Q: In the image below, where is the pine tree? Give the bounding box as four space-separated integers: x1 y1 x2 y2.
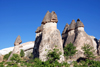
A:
82 44 95 59
64 43 77 59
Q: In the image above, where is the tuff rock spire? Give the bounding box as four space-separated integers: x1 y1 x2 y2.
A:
14 35 22 46
76 18 84 28
42 11 58 24
68 20 76 31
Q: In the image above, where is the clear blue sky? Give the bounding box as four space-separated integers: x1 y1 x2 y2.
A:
0 0 100 50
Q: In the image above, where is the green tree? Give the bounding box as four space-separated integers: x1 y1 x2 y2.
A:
82 44 95 59
64 43 77 59
3 51 12 61
20 49 25 57
10 54 21 63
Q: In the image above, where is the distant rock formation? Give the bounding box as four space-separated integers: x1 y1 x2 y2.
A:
64 20 76 46
97 39 100 55
34 11 64 63
62 19 98 59
7 35 22 62
62 23 69 47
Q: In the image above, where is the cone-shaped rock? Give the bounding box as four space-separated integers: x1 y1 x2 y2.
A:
64 20 76 47
68 20 76 31
7 35 22 62
14 35 22 46
62 23 69 47
50 11 58 23
35 24 43 33
76 18 84 28
73 19 97 59
42 11 51 24
62 23 69 35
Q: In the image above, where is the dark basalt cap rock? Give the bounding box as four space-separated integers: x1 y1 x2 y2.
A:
76 18 84 28
62 23 69 35
42 11 51 24
42 11 58 24
14 35 22 46
50 11 58 23
68 20 76 31
35 24 43 33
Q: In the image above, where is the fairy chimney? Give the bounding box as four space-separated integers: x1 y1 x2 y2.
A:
38 11 65 63
7 35 22 62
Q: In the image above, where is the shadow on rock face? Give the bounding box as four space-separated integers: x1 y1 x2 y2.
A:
33 33 42 59
76 57 87 62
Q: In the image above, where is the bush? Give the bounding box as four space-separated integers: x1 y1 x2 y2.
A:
64 43 77 59
82 44 95 59
3 51 12 61
20 49 25 57
10 54 21 63
47 48 61 63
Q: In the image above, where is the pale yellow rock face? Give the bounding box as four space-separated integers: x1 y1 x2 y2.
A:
39 22 65 63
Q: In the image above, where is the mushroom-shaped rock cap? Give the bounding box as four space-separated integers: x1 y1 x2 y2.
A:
42 11 51 24
14 35 22 46
68 20 76 31
35 25 43 33
76 18 84 28
62 23 69 35
50 11 58 23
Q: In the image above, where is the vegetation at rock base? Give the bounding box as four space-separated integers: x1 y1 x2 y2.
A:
20 49 25 57
64 43 77 59
1 44 100 67
82 44 95 59
3 51 12 61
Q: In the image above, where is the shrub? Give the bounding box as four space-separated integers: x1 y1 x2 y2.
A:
64 43 77 59
10 54 21 63
3 51 12 61
20 49 25 57
47 48 61 63
82 44 95 59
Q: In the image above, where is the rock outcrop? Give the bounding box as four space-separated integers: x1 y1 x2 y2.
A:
97 40 100 55
64 20 76 46
34 11 64 63
7 35 22 62
33 25 43 58
62 23 69 47
62 19 98 59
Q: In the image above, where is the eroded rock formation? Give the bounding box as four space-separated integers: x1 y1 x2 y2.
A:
34 11 64 63
62 19 98 59
7 35 22 62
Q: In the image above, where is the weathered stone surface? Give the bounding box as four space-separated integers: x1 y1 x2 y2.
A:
62 23 69 47
97 39 100 55
64 20 76 47
14 35 22 46
42 11 51 24
42 11 58 24
68 20 76 31
50 11 58 23
35 24 43 33
39 22 64 63
7 35 22 62
62 23 69 35
33 33 42 58
7 46 20 62
76 18 84 29
73 27 97 59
